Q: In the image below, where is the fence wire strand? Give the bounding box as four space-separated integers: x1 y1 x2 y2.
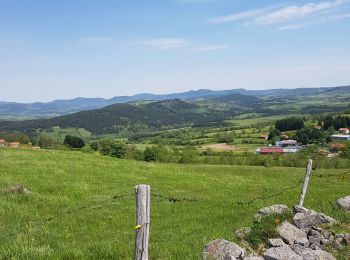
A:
237 179 304 207
0 190 198 243
2 166 347 242
151 193 198 203
313 169 350 178
0 192 134 242
237 167 350 207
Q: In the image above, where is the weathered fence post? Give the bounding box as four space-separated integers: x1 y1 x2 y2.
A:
134 184 150 260
298 159 313 207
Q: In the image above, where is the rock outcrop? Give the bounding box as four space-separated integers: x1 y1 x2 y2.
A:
290 244 336 260
255 205 290 219
336 195 350 211
293 206 336 229
263 245 302 260
277 221 309 247
268 238 285 247
203 239 245 260
203 202 348 260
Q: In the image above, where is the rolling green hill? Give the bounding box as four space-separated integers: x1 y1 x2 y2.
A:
1 86 350 138
0 148 349 258
0 99 238 135
1 85 349 119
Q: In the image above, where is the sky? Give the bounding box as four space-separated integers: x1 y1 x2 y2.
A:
1 0 350 102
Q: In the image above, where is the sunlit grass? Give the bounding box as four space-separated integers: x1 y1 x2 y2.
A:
0 148 349 259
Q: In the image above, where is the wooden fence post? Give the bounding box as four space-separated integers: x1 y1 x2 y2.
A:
134 184 150 260
298 159 313 207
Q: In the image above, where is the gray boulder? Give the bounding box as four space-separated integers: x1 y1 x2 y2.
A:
336 195 350 211
264 245 302 260
308 236 321 245
277 221 309 247
293 206 336 229
203 239 245 260
255 204 290 219
243 257 264 260
268 238 285 247
290 244 336 260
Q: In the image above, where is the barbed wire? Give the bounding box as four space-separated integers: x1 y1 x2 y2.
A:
0 192 134 242
5 167 345 243
151 193 198 203
313 169 350 179
237 179 303 207
0 190 199 243
236 167 350 207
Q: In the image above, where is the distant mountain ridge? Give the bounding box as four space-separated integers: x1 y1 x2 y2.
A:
0 85 349 118
1 85 350 136
0 99 228 135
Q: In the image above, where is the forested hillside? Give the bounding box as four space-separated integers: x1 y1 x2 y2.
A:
0 99 232 135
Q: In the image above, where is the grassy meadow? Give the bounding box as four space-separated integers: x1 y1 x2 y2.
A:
0 148 349 259
42 126 92 142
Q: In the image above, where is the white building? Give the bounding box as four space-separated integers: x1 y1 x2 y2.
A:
331 134 350 141
275 140 299 147
339 128 350 134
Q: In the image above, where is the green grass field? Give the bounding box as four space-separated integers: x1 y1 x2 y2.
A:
0 148 349 259
42 126 92 142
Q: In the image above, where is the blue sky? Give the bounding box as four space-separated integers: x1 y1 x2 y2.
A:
1 0 350 102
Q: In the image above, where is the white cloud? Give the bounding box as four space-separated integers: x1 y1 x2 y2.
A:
141 38 190 49
192 44 230 52
278 12 350 30
316 11 350 22
209 8 270 23
210 0 348 28
255 0 345 25
278 24 306 31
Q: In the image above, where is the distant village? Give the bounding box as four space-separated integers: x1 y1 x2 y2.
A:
0 139 40 150
255 127 350 157
1 126 350 158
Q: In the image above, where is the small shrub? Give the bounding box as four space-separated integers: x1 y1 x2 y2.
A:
81 145 94 153
179 147 199 164
64 135 85 149
36 134 54 149
90 141 99 151
110 143 126 158
245 213 293 249
99 138 114 155
144 146 159 162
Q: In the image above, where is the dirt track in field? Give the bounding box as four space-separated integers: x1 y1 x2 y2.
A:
199 143 236 151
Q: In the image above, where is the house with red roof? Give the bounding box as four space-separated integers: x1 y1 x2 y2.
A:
256 147 284 154
255 139 302 154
